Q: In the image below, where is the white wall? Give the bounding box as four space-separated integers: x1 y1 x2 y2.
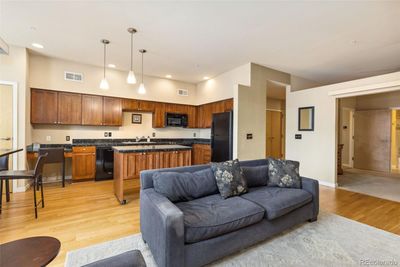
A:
29 54 205 143
196 63 251 105
286 71 400 186
0 45 30 191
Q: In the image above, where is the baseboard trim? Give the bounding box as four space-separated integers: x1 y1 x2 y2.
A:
318 180 337 188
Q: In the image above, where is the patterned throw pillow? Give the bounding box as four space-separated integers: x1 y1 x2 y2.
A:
267 158 301 188
211 159 248 199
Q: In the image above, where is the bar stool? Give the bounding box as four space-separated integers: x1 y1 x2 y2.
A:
0 154 48 218
0 155 11 202
39 148 66 187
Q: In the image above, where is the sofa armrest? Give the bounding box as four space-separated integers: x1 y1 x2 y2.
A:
140 188 184 267
301 177 319 220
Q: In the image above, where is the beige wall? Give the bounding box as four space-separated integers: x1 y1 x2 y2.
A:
355 90 400 110
28 54 206 143
29 54 198 104
0 45 30 191
286 71 400 186
290 75 322 91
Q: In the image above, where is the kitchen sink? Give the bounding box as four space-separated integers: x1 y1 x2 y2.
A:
121 141 157 145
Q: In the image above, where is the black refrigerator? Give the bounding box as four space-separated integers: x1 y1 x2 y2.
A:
211 111 233 162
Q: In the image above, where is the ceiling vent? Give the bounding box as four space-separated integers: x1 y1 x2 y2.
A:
177 89 189 96
64 71 84 82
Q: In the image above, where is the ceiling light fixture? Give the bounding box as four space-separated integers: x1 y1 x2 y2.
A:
203 76 210 80
99 39 110 90
165 75 172 79
108 64 116 68
138 49 147 94
127 28 137 84
32 43 44 49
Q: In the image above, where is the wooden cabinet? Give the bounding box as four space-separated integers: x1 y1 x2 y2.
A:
152 102 166 128
139 100 155 112
103 97 122 126
31 89 58 124
196 99 233 128
178 150 192 166
122 98 140 111
192 144 212 165
72 146 96 181
186 106 197 128
82 95 103 125
58 92 82 125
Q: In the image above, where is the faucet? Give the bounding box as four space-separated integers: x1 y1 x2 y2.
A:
135 136 146 142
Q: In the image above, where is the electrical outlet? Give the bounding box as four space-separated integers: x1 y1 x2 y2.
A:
66 136 70 141
108 132 112 137
152 132 156 137
246 133 253 140
104 132 108 137
193 132 196 137
46 135 51 141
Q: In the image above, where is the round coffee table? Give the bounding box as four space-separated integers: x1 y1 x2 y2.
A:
0 236 61 267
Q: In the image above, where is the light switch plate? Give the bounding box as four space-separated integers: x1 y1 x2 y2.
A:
66 136 70 141
152 132 156 137
46 136 51 141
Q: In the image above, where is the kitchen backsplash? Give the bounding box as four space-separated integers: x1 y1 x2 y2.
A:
32 112 211 144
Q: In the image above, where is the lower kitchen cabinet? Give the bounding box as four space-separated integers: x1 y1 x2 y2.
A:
192 144 211 165
72 146 96 181
124 152 160 179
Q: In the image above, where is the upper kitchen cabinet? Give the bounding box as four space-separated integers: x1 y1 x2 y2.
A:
139 100 155 112
82 95 103 126
152 102 166 128
196 98 233 128
58 92 82 125
224 98 233 111
186 105 197 128
31 88 58 124
103 97 122 126
122 98 140 111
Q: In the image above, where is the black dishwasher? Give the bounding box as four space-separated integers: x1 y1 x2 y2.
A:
95 147 114 181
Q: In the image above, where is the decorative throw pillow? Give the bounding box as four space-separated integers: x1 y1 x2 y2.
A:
267 158 301 188
241 165 269 187
211 159 248 199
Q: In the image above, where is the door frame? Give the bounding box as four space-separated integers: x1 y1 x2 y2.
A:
341 107 355 168
0 80 18 190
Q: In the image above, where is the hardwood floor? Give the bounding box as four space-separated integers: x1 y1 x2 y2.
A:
1 181 399 266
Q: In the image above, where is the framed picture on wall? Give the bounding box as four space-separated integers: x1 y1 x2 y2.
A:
132 114 142 124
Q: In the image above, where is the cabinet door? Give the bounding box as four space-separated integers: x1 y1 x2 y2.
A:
122 98 140 111
178 150 191 166
31 89 58 124
202 145 212 163
212 101 225 114
224 99 233 111
196 105 204 128
145 152 160 170
139 100 155 112
72 146 96 180
160 151 178 168
125 153 139 179
203 103 213 128
103 97 122 126
82 95 103 125
169 151 179 168
58 92 82 125
152 102 166 128
186 106 197 128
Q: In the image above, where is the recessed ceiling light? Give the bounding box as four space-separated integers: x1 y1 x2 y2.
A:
108 64 116 68
165 75 172 79
203 76 210 80
32 43 44 49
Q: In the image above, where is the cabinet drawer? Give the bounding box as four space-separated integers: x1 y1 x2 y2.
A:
72 146 96 153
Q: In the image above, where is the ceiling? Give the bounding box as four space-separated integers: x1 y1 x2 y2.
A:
1 1 400 84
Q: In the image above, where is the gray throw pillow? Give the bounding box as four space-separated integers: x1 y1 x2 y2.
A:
241 165 269 187
211 159 248 199
267 158 301 188
153 168 218 202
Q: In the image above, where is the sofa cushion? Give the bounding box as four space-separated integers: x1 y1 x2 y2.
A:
267 158 302 189
241 187 312 220
241 165 269 187
175 194 264 243
153 168 218 202
211 159 248 199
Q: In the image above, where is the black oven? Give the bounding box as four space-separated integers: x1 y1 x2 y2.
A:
165 113 188 127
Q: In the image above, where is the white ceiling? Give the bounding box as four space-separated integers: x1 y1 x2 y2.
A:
1 1 400 84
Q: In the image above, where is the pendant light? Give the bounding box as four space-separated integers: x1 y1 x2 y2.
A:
126 28 137 84
99 39 110 90
138 49 147 94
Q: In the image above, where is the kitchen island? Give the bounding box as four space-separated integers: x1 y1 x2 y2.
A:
113 145 192 204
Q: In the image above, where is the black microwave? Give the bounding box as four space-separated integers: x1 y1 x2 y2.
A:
165 113 188 127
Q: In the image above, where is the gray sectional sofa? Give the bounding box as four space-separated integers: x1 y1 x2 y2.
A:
140 159 319 267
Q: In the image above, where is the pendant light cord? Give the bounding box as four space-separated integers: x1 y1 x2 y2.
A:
141 51 144 83
130 33 133 71
103 42 106 78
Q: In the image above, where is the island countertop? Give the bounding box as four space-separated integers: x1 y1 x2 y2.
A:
112 144 192 153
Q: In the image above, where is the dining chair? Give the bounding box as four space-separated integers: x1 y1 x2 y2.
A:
0 153 48 218
0 155 11 202
39 147 66 187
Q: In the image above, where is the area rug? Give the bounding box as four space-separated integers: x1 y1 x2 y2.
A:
65 212 400 267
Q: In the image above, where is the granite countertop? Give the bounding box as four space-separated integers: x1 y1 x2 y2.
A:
113 144 192 153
